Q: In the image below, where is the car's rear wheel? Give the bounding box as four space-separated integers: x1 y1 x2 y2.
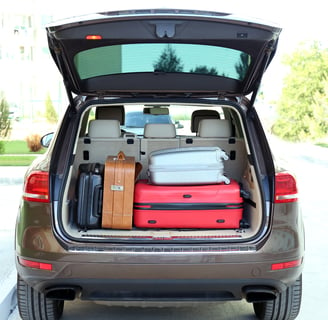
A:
253 275 302 320
17 274 64 320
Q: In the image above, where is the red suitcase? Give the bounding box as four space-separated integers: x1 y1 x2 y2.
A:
133 180 243 229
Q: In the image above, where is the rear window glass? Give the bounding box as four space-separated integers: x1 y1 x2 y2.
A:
74 43 250 81
125 112 173 128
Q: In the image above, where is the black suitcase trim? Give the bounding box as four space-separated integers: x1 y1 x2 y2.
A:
134 202 244 211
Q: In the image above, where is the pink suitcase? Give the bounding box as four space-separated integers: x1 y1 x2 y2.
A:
133 180 243 229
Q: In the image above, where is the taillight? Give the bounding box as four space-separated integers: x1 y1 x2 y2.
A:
18 257 53 271
274 172 298 203
23 171 50 203
271 258 302 271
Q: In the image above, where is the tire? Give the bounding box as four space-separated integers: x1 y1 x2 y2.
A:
253 275 302 320
17 274 64 320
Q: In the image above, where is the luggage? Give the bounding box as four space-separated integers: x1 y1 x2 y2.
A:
77 163 104 230
102 151 136 229
147 147 230 185
133 179 243 229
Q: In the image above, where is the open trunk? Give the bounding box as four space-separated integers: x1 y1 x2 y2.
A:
59 100 264 242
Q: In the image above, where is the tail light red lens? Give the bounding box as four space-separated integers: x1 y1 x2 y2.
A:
271 258 302 271
274 172 298 203
23 171 50 203
18 257 53 271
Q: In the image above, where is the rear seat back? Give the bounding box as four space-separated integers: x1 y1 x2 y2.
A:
140 123 179 179
75 119 140 164
74 115 247 182
88 119 121 138
180 119 231 148
180 119 247 180
198 119 232 138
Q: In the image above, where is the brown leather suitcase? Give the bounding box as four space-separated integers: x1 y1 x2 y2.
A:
102 151 136 229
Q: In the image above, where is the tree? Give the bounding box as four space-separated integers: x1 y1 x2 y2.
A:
235 52 250 80
273 41 328 141
0 93 11 153
190 66 219 76
153 45 184 72
45 93 58 124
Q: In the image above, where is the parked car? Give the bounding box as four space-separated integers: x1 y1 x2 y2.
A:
15 9 304 320
8 108 21 121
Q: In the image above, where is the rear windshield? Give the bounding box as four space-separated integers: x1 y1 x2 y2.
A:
74 43 251 81
125 112 173 128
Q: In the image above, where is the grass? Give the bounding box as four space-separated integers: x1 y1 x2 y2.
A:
0 140 45 166
0 155 39 166
315 142 328 148
1 140 45 154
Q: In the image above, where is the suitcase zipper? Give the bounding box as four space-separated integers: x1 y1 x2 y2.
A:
134 202 243 210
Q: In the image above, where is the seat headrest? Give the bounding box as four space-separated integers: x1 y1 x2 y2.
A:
88 120 121 138
190 109 220 132
144 123 176 138
95 106 125 124
198 119 232 138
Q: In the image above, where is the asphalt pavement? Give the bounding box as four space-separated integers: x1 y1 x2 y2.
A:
0 167 27 320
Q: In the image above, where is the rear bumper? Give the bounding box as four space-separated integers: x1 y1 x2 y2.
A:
29 278 288 302
16 252 303 303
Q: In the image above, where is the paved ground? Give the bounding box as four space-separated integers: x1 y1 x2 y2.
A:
0 184 23 320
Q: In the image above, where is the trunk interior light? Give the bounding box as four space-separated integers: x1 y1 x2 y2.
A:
23 171 50 203
85 35 102 40
274 172 298 203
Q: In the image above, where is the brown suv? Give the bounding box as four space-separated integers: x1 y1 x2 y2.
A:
15 9 304 320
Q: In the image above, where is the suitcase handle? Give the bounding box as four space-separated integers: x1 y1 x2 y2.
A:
117 151 126 161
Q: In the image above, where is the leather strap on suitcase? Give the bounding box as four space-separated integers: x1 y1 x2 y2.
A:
102 151 136 229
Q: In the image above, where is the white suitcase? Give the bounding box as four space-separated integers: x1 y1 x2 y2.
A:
147 147 230 185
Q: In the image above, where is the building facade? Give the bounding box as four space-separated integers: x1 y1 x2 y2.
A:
0 1 66 120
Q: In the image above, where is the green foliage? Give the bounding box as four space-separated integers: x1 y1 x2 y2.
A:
315 142 328 148
153 44 184 72
0 141 4 154
273 42 328 141
190 65 219 75
45 93 58 123
235 52 250 80
0 92 11 142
